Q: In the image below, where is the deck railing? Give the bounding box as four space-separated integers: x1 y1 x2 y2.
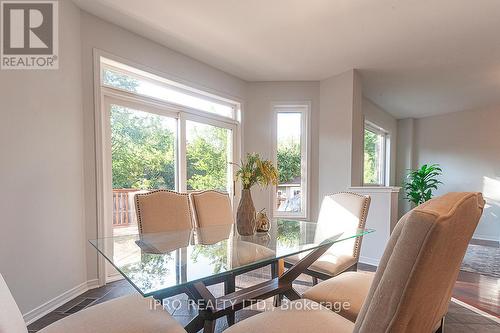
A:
112 189 138 227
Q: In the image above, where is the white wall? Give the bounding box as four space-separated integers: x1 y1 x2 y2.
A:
244 81 320 219
318 70 364 201
363 98 398 185
0 0 86 316
408 107 500 241
79 12 248 281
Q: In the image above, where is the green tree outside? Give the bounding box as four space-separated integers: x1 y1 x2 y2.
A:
186 123 229 191
277 142 301 184
111 109 232 191
107 68 232 191
103 69 139 92
364 129 378 184
111 111 305 191
111 106 176 190
107 64 304 193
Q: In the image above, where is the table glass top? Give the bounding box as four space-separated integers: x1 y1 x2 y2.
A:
90 220 373 297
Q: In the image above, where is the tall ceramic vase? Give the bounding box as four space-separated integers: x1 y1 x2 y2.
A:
236 189 256 236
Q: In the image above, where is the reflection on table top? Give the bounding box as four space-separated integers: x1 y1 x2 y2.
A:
90 220 373 297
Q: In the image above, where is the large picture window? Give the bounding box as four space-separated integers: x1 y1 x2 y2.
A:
273 104 309 219
363 122 388 186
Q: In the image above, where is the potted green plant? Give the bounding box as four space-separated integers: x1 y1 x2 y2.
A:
404 164 443 206
233 153 278 235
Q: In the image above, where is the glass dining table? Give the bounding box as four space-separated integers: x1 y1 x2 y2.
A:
90 220 373 333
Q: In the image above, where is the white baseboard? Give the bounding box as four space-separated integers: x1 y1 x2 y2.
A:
359 256 380 267
106 273 125 283
86 278 100 289
23 279 99 325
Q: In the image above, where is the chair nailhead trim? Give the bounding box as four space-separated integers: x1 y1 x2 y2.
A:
324 191 371 260
134 189 193 234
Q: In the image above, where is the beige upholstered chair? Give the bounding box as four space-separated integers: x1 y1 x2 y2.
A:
285 192 371 283
226 192 485 333
0 274 185 333
0 275 27 333
304 270 375 322
135 189 193 234
189 190 234 228
189 190 277 267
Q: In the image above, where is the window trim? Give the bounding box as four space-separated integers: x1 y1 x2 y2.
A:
271 102 311 220
363 121 389 187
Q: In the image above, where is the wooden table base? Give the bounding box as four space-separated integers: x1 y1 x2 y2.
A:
183 242 333 333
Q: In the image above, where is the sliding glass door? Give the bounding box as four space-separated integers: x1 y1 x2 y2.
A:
108 100 178 237
102 98 177 281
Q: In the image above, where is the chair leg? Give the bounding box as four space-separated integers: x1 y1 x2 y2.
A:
271 261 278 278
203 319 216 333
273 293 283 307
435 316 445 333
312 276 319 285
271 262 283 306
224 275 236 326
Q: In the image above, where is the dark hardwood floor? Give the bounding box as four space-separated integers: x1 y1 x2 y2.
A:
28 265 499 333
451 239 499 317
358 262 500 319
453 268 499 317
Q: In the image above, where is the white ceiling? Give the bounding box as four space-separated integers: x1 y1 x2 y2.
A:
72 0 500 118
